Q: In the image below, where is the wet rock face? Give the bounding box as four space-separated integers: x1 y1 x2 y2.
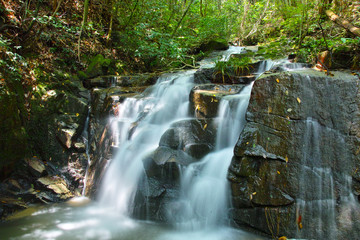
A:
0 157 76 220
84 86 145 197
229 70 360 239
134 119 217 221
189 84 245 119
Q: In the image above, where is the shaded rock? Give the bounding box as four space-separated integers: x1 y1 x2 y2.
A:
194 67 256 85
143 146 195 183
38 176 73 200
25 157 46 177
57 128 76 149
189 84 245 119
229 70 360 239
199 39 229 52
160 119 216 158
135 146 195 221
87 74 158 89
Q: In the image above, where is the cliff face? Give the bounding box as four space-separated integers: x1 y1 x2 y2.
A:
228 70 360 239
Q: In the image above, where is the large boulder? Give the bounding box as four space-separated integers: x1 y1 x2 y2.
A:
160 119 217 159
134 119 217 221
229 70 360 239
199 39 229 52
189 84 245 119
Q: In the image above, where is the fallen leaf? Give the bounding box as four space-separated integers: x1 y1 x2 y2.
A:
76 113 79 117
252 192 257 195
276 78 280 83
298 222 303 229
278 237 288 240
285 90 289 95
285 156 288 163
246 142 249 145
287 108 292 112
268 106 272 114
203 123 207 130
277 171 281 174
297 97 301 104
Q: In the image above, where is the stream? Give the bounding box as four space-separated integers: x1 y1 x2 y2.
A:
0 47 295 240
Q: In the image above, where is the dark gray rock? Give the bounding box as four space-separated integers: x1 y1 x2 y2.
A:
229 70 360 239
189 84 245 119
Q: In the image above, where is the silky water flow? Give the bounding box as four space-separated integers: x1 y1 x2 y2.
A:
0 47 277 240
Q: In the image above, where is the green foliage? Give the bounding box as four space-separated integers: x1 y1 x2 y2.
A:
228 57 253 75
214 60 229 83
0 37 29 172
214 56 253 83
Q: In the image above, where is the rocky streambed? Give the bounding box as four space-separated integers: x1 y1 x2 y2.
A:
1 48 360 239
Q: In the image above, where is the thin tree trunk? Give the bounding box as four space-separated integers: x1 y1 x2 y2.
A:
325 10 360 37
124 0 140 29
23 0 42 36
107 0 120 43
171 0 196 37
77 0 90 60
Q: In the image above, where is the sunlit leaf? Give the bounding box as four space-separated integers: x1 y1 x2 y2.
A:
285 156 288 163
297 97 301 104
287 108 292 112
276 78 280 83
203 123 207 130
277 171 280 174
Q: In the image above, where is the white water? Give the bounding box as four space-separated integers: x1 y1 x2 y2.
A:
98 46 256 218
81 103 91 196
0 47 270 240
98 70 195 215
174 83 254 229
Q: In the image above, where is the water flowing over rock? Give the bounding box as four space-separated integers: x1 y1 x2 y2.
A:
228 69 360 239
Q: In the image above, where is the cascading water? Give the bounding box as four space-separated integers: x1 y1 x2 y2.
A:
297 118 338 239
81 104 91 196
175 83 254 229
0 47 268 240
98 70 195 215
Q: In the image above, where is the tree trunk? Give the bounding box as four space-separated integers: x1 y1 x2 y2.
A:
77 0 90 60
171 0 196 37
325 10 360 37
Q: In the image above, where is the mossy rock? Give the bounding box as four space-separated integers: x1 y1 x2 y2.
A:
199 39 229 52
85 54 114 79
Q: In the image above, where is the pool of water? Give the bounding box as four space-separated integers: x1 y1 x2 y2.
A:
0 198 265 240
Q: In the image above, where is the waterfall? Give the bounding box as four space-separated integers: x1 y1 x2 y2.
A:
81 95 91 196
98 70 196 215
98 47 252 217
297 118 337 239
175 84 254 229
172 60 275 229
